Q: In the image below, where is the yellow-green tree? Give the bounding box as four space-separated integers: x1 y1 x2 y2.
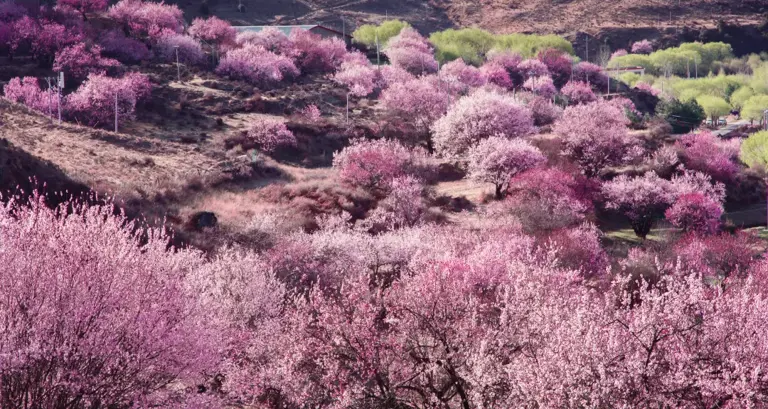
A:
696 95 730 122
352 20 410 48
730 86 755 110
742 95 768 123
741 130 768 168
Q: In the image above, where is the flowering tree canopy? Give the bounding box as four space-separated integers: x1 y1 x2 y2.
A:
245 116 297 152
631 39 653 54
432 89 536 157
561 81 597 105
384 27 438 75
677 131 741 182
65 72 151 128
665 192 723 235
467 136 546 199
216 44 299 87
333 138 431 192
188 16 236 47
53 43 120 81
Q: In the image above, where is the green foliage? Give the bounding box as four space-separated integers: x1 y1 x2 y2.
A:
695 95 730 120
352 20 410 48
751 62 768 94
741 130 768 168
730 86 755 110
669 74 749 100
656 98 706 133
608 54 655 73
429 28 572 64
742 95 768 121
608 42 733 77
619 72 641 86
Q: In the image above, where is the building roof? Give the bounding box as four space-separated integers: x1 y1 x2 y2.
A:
233 24 350 38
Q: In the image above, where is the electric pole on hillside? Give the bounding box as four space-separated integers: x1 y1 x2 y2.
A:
114 91 119 133
375 30 380 67
585 35 589 63
44 76 55 121
58 72 64 124
174 46 181 82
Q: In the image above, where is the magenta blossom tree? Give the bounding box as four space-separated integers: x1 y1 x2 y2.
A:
57 0 107 17
188 16 236 48
53 43 120 81
439 58 486 91
98 29 151 63
527 95 563 126
517 58 549 80
522 75 556 99
602 171 676 238
154 33 205 65
665 192 723 235
3 76 58 115
365 175 428 229
235 27 295 56
380 76 453 151
561 81 597 105
289 29 346 73
245 116 297 152
65 72 151 128
107 0 184 40
676 131 741 182
384 27 438 75
554 99 643 177
467 136 546 199
333 59 378 97
537 48 573 87
572 61 608 88
333 138 431 192
432 89 536 157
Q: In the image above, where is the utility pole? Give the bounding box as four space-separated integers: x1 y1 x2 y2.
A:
375 30 380 67
58 72 64 124
44 77 54 120
346 93 349 123
174 46 181 82
585 34 589 63
114 92 119 133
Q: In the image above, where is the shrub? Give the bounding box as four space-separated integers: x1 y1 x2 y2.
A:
0 197 213 408
98 29 151 63
216 44 299 87
188 16 235 47
3 76 58 114
677 131 741 181
432 89 536 157
245 116 296 152
352 19 409 48
554 99 642 177
561 81 596 105
384 28 438 75
631 39 653 54
656 98 706 133
665 192 723 234
290 29 346 73
65 72 151 128
107 0 184 39
467 136 546 199
53 43 120 81
333 138 431 192
154 33 205 65
429 27 496 64
740 130 768 169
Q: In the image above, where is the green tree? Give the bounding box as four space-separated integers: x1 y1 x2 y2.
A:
741 130 768 168
730 86 755 110
656 98 706 133
352 20 410 48
696 95 731 122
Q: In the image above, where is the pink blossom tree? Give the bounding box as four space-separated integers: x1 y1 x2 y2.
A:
379 76 453 151
518 58 550 80
544 223 609 280
635 81 659 96
365 175 428 229
377 64 416 88
537 48 573 88
522 75 556 98
432 89 536 157
56 0 107 18
631 39 653 54
216 44 299 87
561 81 597 105
188 16 236 47
235 27 295 56
675 232 760 279
676 131 741 182
602 171 676 238
527 95 563 126
611 49 628 58
107 0 183 40
65 72 151 128
383 27 438 75
154 33 205 65
0 196 215 409
333 138 431 192
98 29 150 63
487 50 523 86
480 61 513 89
10 17 83 60
571 61 608 88
333 59 378 96
554 99 643 177
245 116 296 152
53 43 120 81
665 192 723 234
439 58 486 90
3 76 58 115
289 29 346 73
467 136 546 199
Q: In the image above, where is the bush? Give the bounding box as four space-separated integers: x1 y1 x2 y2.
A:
98 29 151 63
216 44 299 87
352 19 409 48
432 89 536 157
65 72 151 128
154 33 205 65
245 116 296 152
656 98 706 133
429 27 496 64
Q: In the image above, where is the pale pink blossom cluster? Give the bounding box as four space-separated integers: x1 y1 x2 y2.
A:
631 39 654 54
466 136 546 198
188 16 236 47
561 80 597 105
383 27 438 75
333 138 432 191
216 44 299 87
245 116 297 152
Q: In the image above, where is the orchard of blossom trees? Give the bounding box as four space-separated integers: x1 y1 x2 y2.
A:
3 2 768 408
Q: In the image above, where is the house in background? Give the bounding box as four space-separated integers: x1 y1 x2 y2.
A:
233 25 352 42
